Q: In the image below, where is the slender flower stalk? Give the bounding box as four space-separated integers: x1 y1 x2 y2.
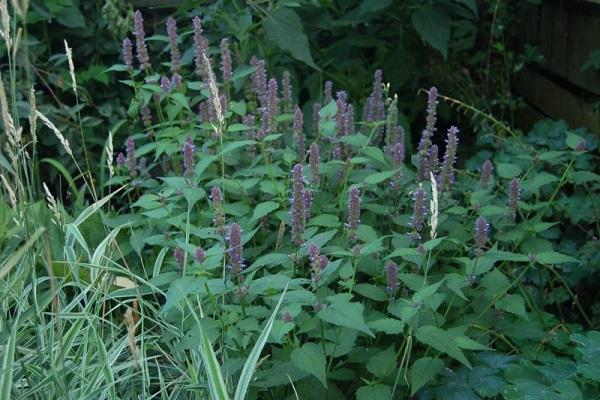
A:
385 95 398 150
474 216 489 253
211 186 226 235
309 143 320 186
344 103 354 137
116 152 125 167
133 10 150 70
250 57 267 105
293 106 304 160
122 38 133 72
160 76 171 93
346 187 361 241
192 16 210 79
226 223 244 276
266 78 280 132
245 114 256 157
166 17 180 73
385 262 398 297
324 81 333 104
282 71 293 112
480 160 494 189
174 247 185 267
182 136 195 178
428 144 439 176
312 102 321 135
438 126 459 191
303 189 312 221
290 164 306 246
411 184 427 239
220 38 233 84
391 141 404 189
506 177 520 222
125 136 137 177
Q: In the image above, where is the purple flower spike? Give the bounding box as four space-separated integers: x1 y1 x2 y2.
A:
166 17 180 73
160 76 171 93
220 38 233 84
133 10 150 70
309 143 320 186
303 189 312 220
335 94 347 136
411 185 427 237
344 103 354 137
385 262 398 296
122 38 133 72
195 247 205 263
125 137 137 177
438 126 459 191
245 114 256 157
182 136 195 178
174 247 185 267
417 148 430 182
116 152 125 167
226 223 244 275
312 102 321 135
391 142 404 188
424 86 438 144
480 160 494 189
290 164 306 246
293 106 304 160
250 57 267 105
507 177 520 222
346 187 361 242
266 78 280 132
474 216 489 252
192 16 210 79
282 71 292 112
428 144 439 176
211 186 226 235
324 81 333 104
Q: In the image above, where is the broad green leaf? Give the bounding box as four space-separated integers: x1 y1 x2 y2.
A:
364 169 398 185
308 214 341 228
264 8 317 69
481 269 511 299
410 357 444 396
291 343 327 388
412 7 450 59
566 131 584 150
367 345 396 378
353 283 387 301
496 163 522 179
251 201 280 222
356 384 391 400
415 325 471 368
535 252 579 265
367 318 404 334
318 299 374 337
496 294 529 320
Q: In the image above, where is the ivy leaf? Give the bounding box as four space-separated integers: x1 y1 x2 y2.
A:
410 357 445 396
416 325 471 368
264 8 318 69
251 201 280 222
291 343 327 388
411 7 450 59
318 298 374 337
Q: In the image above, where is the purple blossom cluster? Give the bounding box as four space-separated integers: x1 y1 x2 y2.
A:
363 70 385 127
411 185 427 238
507 177 521 222
308 243 329 283
346 187 361 242
182 136 195 178
220 38 232 84
125 136 137 177
195 247 205 263
133 10 150 70
438 126 459 191
192 16 210 80
290 164 307 245
324 81 333 104
166 17 180 75
250 57 267 106
474 216 489 253
226 223 244 276
281 71 292 112
309 143 320 186
122 38 133 72
174 247 185 267
265 78 280 133
312 102 321 135
385 262 398 297
480 160 494 189
293 106 304 161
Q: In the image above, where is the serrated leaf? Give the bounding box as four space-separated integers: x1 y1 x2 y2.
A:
251 201 280 222
410 357 445 396
412 7 450 59
364 169 398 185
264 8 317 69
416 325 471 368
318 299 374 337
291 343 327 388
356 384 391 400
535 252 579 265
496 163 523 179
367 345 396 378
368 318 404 334
353 283 387 301
496 294 529 320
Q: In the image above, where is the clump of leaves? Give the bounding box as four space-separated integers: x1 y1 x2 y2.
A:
91 11 600 399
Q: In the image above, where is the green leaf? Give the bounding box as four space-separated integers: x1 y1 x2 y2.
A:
251 201 280 222
535 252 579 265
364 169 398 185
367 318 404 334
411 7 450 59
308 214 341 228
353 283 387 301
481 269 511 299
496 163 523 179
496 294 529 320
291 343 327 388
566 131 584 150
318 298 374 337
415 325 471 368
356 384 391 400
367 345 396 378
410 357 444 396
264 8 318 69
